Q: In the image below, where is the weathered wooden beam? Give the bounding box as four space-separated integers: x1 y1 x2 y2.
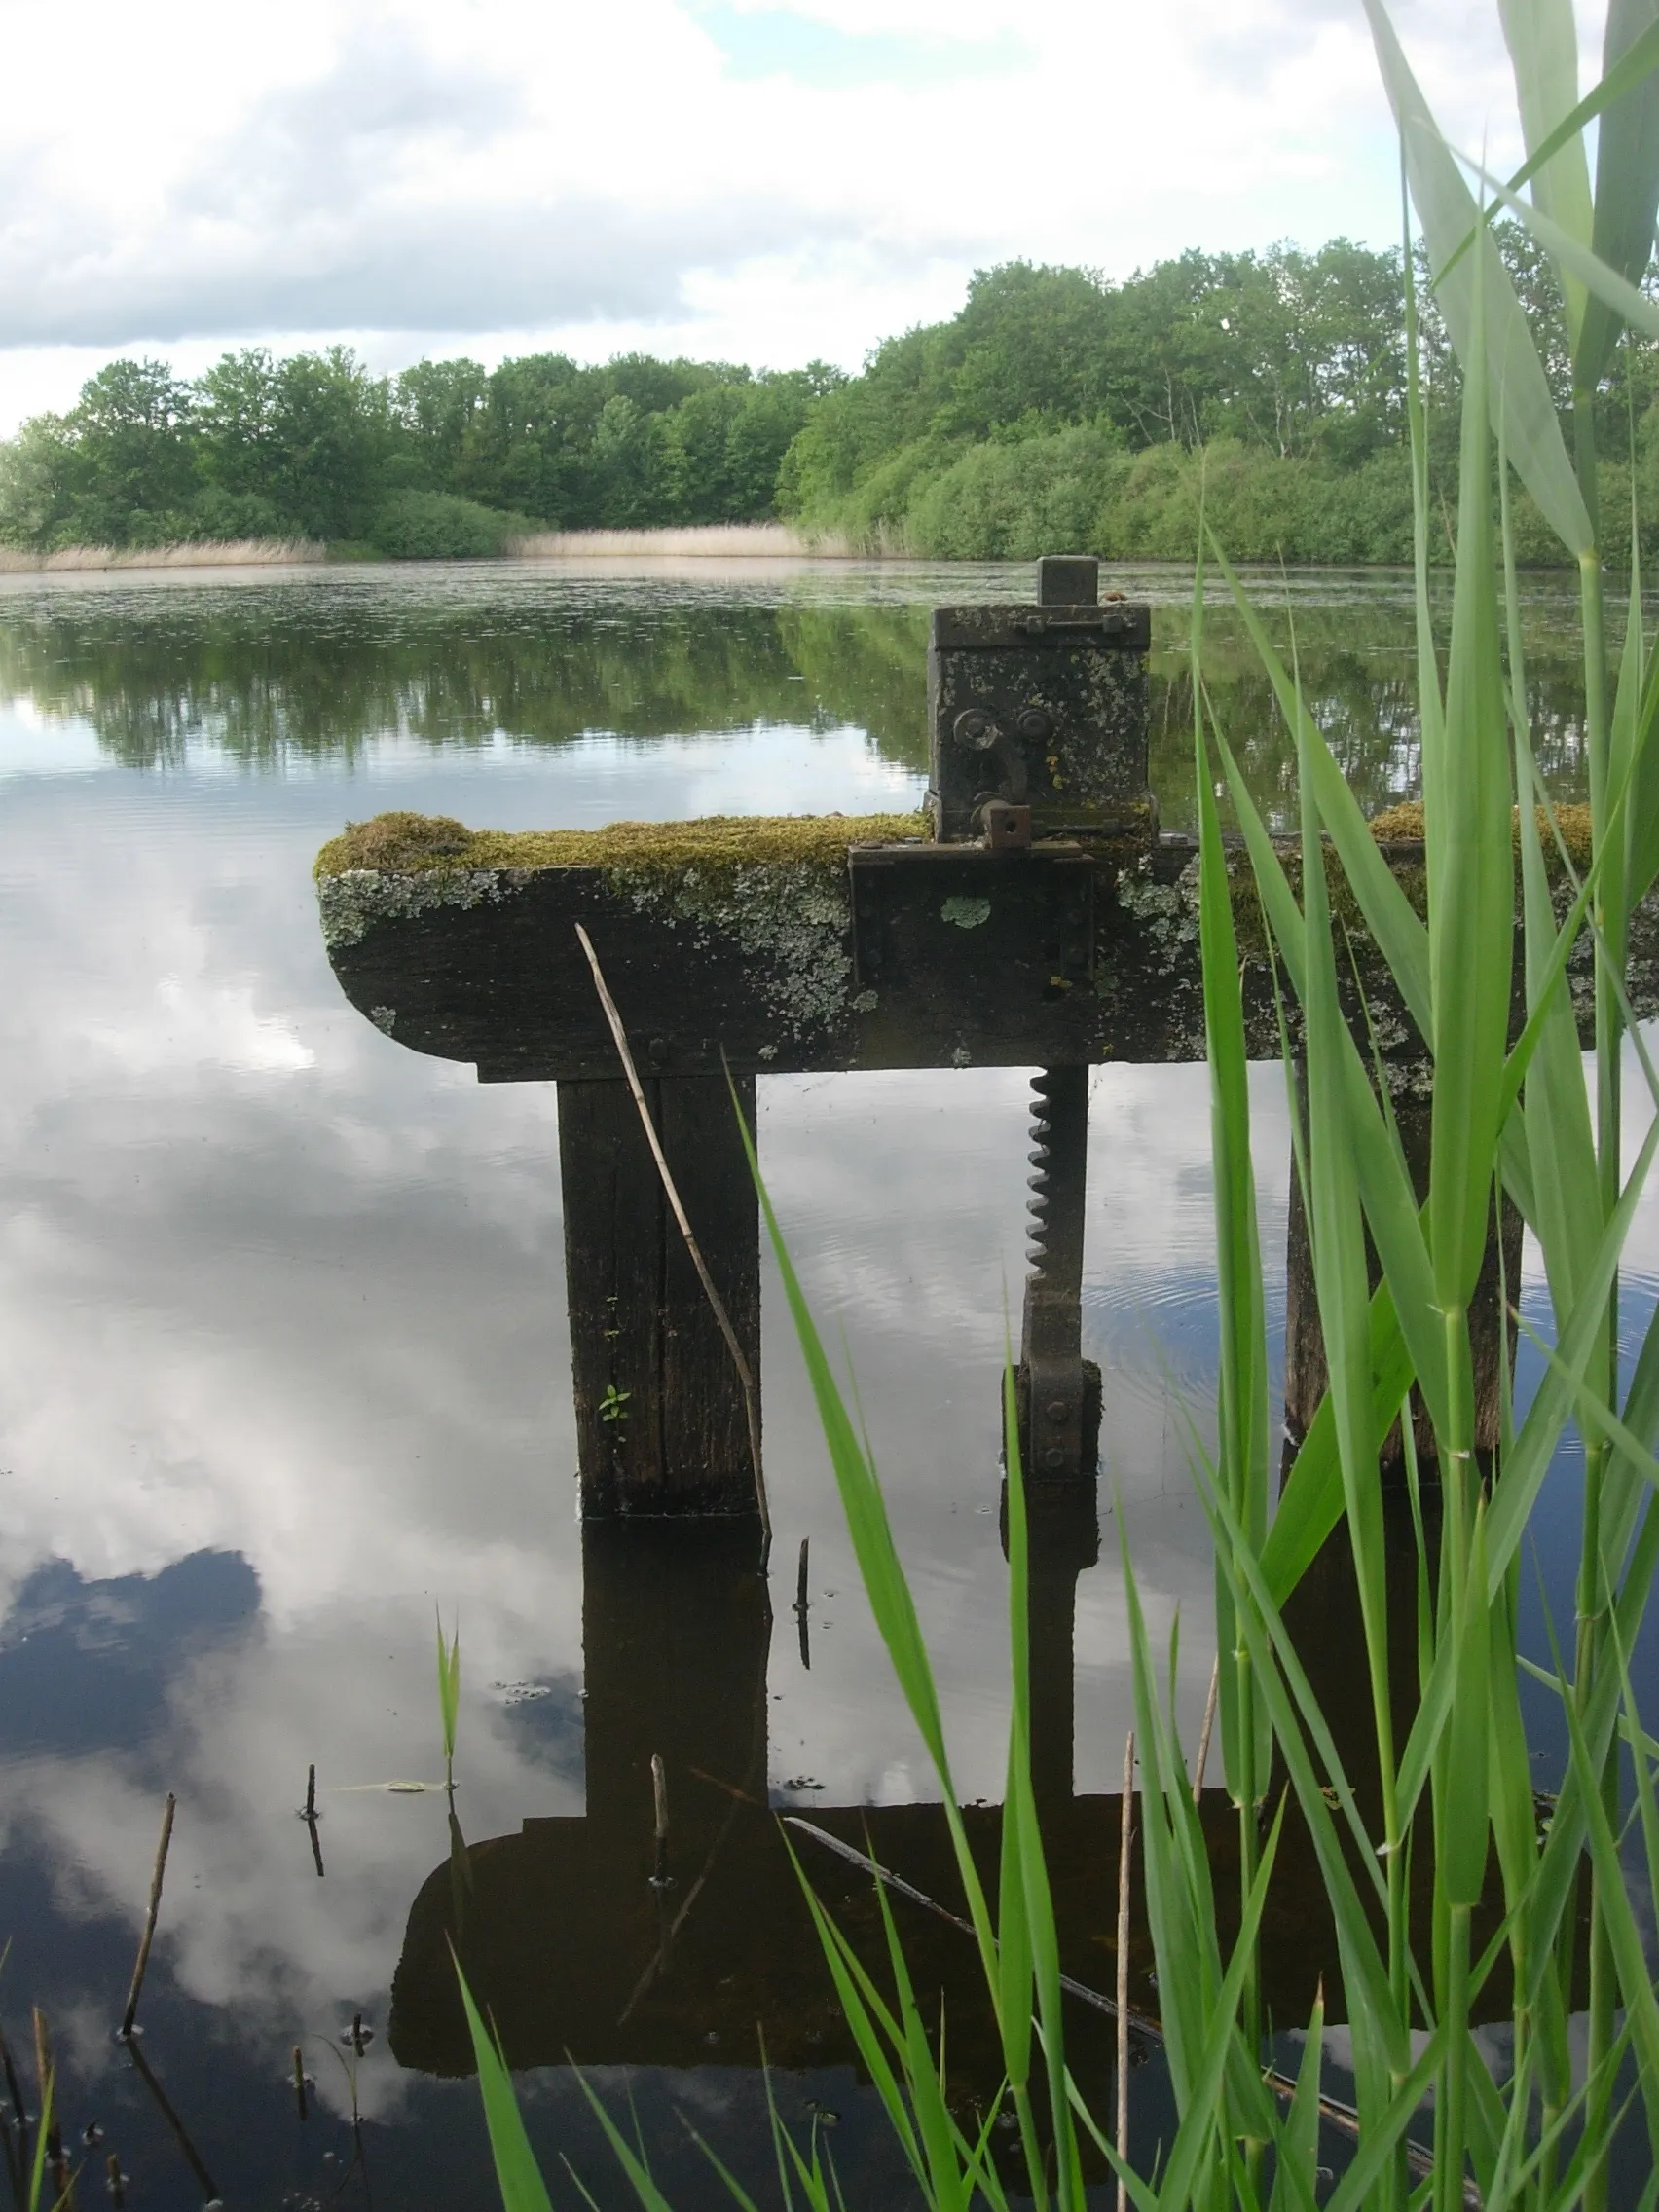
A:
314 805 1633 1085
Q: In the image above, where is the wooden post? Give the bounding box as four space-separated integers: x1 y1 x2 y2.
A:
558 1074 760 1517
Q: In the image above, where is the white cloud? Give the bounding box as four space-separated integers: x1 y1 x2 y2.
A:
0 0 1608 426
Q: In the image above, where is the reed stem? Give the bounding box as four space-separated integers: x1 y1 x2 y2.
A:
1117 1729 1133 2212
120 1792 175 2041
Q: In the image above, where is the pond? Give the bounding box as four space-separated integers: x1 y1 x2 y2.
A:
0 555 1653 2209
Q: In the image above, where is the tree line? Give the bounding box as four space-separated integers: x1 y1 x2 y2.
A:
1 227 1651 562
0 350 839 557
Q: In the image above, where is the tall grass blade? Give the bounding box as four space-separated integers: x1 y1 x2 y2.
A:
1578 0 1659 393
1497 0 1596 338
452 1956 555 2212
1192 554 1272 1813
1364 0 1593 556
1456 156 1659 345
436 1609 461 1786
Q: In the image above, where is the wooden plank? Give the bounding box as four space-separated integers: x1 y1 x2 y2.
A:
320 835 1246 1081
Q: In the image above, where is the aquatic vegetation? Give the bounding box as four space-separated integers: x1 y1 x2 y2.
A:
436 1611 461 1795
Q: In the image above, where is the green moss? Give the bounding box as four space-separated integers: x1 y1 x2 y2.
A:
1368 799 1595 869
1214 798 1598 960
313 807 929 881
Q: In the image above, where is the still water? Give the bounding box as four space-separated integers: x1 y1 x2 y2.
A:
0 557 1651 2208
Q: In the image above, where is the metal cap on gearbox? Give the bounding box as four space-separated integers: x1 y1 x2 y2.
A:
1036 555 1098 607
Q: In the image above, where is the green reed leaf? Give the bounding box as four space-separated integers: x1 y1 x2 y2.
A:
1487 1110 1659 1585
1578 0 1659 393
1193 554 1272 1808
1208 1489 1411 2063
734 1084 1004 2001
1429 265 1516 1312
436 1609 461 1775
1440 1504 1494 1909
568 2072 678 2212
1145 1799 1286 2212
1494 10 1659 214
452 1956 555 2212
1207 536 1431 1038
1556 1630 1659 2139
1266 1994 1324 2212
1260 1280 1417 1605
1497 0 1595 337
1365 0 1593 556
1457 152 1659 349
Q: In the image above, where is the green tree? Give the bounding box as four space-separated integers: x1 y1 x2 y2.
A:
66 359 198 542
264 349 387 539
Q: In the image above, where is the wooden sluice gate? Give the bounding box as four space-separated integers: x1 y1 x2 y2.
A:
312 555 1614 2102
316 550 1538 1512
314 554 1626 1509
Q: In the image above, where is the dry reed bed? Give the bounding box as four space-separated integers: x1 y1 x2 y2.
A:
505 522 854 559
0 538 323 572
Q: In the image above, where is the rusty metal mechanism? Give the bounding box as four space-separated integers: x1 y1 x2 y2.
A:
1019 1065 1097 1484
925 553 1136 1483
927 553 1153 847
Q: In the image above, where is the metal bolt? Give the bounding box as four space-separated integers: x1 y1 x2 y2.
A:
1043 1447 1066 1470
953 708 1000 751
1017 707 1052 741
1046 1399 1069 1422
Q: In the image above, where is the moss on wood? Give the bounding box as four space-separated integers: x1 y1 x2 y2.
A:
1367 799 1595 870
314 808 930 882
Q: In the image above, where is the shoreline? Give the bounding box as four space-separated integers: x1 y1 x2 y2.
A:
0 522 853 574
0 525 1592 577
0 537 325 573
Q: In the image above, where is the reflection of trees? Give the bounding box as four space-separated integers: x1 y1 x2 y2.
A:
0 586 1596 814
1148 604 1591 831
0 594 935 771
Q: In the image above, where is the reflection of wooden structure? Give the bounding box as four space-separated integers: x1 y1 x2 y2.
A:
386 1502 1519 2102
386 1506 1146 2096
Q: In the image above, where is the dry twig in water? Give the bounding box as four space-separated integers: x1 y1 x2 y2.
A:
121 1793 176 2039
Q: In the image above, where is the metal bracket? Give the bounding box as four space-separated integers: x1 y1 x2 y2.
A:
847 844 1094 1002
977 799 1032 851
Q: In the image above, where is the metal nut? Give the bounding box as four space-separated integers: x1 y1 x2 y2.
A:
1043 1447 1066 1470
1016 708 1052 741
953 708 1000 751
1046 1399 1070 1422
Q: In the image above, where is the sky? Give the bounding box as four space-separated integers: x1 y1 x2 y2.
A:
0 0 1602 430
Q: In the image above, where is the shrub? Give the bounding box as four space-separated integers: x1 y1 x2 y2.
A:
365 490 532 560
